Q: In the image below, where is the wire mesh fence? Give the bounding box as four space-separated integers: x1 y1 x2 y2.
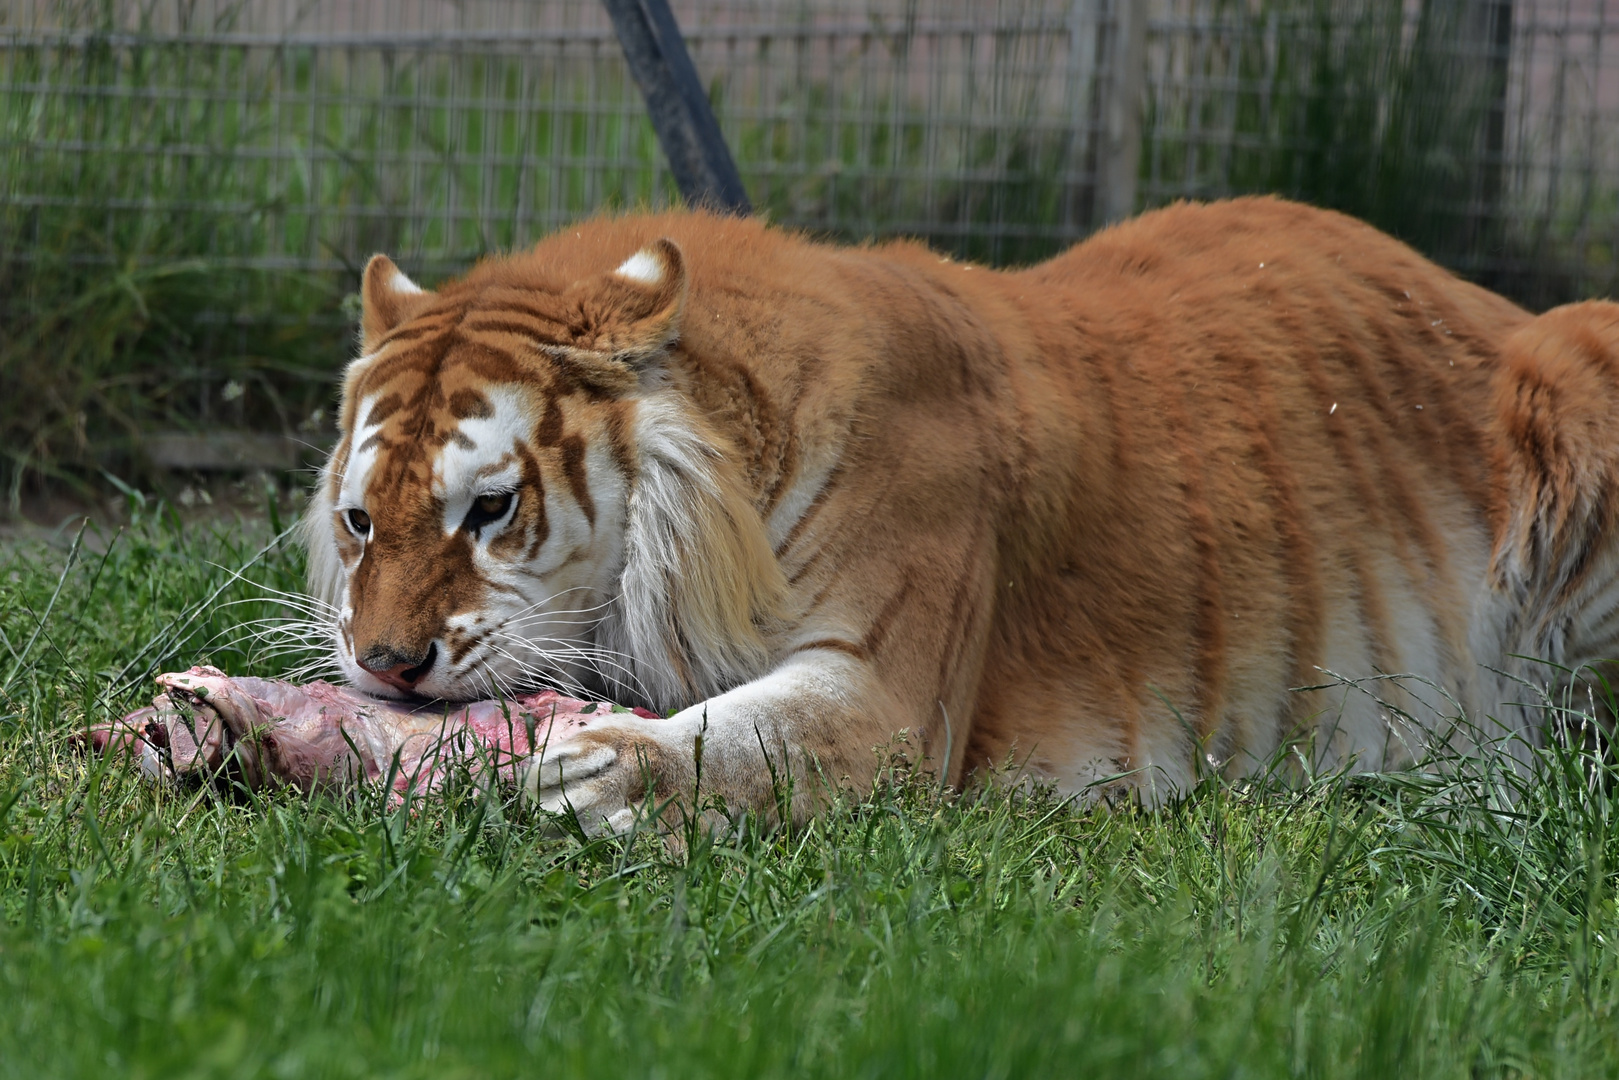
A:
1 0 1616 490
1 0 1129 278
1143 0 1619 309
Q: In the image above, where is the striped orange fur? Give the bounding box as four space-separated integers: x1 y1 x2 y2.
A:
305 196 1619 831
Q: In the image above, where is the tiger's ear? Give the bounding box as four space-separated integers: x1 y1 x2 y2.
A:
360 254 435 352
554 239 688 389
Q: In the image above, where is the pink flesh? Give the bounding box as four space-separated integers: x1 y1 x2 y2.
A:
82 666 656 797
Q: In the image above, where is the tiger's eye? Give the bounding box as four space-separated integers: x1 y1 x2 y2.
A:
462 491 514 536
345 508 372 537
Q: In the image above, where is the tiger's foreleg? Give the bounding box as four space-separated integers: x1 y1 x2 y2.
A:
520 648 923 836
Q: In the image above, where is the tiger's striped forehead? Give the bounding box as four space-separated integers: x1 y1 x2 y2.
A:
331 323 631 538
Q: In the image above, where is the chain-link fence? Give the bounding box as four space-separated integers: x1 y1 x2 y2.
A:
2 0 1616 489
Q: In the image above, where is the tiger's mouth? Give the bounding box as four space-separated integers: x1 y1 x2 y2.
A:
338 614 635 709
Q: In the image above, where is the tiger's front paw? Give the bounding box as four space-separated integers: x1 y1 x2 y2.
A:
520 722 682 837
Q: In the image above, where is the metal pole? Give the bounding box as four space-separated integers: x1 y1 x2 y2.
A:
601 0 752 215
1100 0 1146 225
1479 0 1513 234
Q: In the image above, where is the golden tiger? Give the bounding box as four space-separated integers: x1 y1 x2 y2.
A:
305 195 1619 832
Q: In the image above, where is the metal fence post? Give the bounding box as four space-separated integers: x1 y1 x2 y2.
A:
601 0 752 215
1475 0 1514 249
1101 0 1146 225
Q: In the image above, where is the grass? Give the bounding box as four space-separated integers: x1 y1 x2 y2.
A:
5 503 1619 1076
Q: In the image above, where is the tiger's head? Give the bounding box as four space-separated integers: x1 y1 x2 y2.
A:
304 233 786 709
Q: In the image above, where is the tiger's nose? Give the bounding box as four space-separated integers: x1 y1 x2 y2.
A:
358 642 438 692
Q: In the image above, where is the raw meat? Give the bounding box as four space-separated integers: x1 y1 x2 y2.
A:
83 666 656 797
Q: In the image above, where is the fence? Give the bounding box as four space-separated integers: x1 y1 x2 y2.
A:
1143 0 1619 309
2 0 1617 488
1 0 1134 276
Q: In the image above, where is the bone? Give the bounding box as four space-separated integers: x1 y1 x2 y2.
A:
81 666 655 797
